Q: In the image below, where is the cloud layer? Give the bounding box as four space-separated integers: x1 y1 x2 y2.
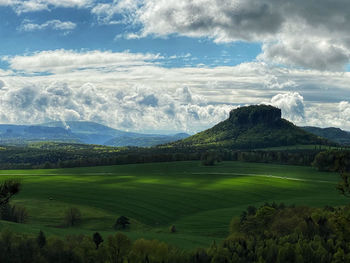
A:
1 49 350 132
3 1 350 71
3 50 161 74
105 0 350 71
0 80 232 133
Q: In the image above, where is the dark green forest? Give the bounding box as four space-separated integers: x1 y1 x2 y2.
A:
1 203 350 262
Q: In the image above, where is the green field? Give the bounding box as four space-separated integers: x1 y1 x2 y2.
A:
0 161 348 249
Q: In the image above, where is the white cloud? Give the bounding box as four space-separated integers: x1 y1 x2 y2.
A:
2 49 350 132
339 101 350 122
91 0 141 24
3 49 162 74
0 79 5 89
270 92 305 122
19 19 77 32
0 81 231 133
0 0 93 13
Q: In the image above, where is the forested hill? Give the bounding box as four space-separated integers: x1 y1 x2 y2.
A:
168 105 330 150
301 126 350 146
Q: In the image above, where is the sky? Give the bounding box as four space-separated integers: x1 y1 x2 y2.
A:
0 0 350 133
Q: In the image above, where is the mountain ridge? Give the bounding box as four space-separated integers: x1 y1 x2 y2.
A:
301 126 350 146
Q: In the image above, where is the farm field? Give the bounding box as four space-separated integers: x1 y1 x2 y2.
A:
0 161 348 249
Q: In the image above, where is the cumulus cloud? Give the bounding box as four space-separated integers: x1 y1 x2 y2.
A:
100 0 350 71
0 79 6 89
259 36 350 71
19 19 77 32
339 101 350 122
270 92 305 122
0 81 231 133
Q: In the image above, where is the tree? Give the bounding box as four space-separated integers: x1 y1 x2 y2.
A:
93 232 103 249
337 172 350 197
37 230 46 249
114 216 130 230
336 157 350 197
107 233 131 263
201 151 219 166
64 207 82 227
0 180 20 207
169 225 176 233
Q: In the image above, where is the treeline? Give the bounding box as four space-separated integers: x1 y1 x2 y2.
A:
313 150 350 172
1 202 350 263
223 203 350 263
0 142 333 169
0 230 187 263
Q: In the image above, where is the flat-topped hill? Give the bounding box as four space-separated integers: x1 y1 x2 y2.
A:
168 105 330 149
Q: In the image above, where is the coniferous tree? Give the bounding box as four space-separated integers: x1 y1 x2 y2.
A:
93 232 103 249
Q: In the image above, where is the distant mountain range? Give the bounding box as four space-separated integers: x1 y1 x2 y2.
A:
0 106 350 149
0 121 190 147
301 126 350 146
168 105 331 149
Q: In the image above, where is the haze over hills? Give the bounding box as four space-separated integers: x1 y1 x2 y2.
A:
105 133 189 147
0 121 190 147
0 124 80 145
168 105 330 149
43 121 137 145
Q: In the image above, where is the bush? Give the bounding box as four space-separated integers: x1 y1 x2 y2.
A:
64 207 82 227
201 151 220 166
169 225 176 233
37 230 46 248
0 203 28 223
114 216 130 230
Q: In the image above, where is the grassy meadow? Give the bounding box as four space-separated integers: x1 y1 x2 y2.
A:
0 161 348 249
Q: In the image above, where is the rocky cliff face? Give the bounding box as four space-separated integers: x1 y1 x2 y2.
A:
229 105 281 126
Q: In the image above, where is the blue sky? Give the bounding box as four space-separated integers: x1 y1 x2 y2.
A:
0 0 349 133
0 5 261 68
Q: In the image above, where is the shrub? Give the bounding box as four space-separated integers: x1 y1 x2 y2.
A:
64 207 82 227
114 216 130 230
0 203 28 223
169 225 176 233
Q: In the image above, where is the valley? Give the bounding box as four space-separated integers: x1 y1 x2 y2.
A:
0 161 347 249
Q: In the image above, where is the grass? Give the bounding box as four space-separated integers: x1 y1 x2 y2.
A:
0 161 348 249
